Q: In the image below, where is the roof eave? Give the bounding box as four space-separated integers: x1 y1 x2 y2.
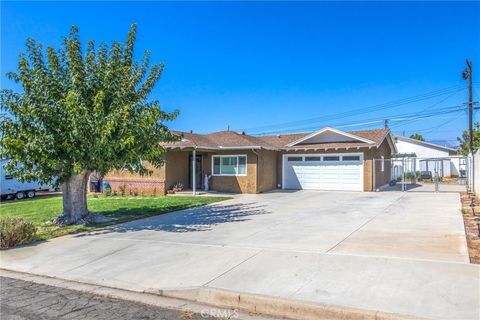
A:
395 135 457 153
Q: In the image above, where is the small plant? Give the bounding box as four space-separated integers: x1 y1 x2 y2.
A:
173 182 184 192
119 185 126 196
0 217 37 249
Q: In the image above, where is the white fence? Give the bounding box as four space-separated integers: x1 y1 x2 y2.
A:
474 150 480 197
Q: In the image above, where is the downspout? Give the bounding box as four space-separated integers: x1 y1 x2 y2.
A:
252 149 259 193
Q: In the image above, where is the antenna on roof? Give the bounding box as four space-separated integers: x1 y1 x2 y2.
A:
227 125 230 131
384 119 389 129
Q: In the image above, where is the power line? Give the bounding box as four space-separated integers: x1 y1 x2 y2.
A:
253 104 466 135
239 85 465 133
388 91 466 128
395 115 465 135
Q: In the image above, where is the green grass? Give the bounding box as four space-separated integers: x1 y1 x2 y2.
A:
0 194 231 242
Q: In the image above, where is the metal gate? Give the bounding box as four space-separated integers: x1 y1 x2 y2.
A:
374 156 471 192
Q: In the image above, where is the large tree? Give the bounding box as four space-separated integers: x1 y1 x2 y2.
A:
457 122 480 156
409 133 425 141
1 24 178 224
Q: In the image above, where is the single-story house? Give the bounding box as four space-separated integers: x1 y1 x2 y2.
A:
392 136 466 179
105 127 396 194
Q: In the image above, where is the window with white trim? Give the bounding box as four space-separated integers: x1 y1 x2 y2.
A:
212 155 247 176
381 156 385 172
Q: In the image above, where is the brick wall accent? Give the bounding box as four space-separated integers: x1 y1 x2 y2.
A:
105 178 165 196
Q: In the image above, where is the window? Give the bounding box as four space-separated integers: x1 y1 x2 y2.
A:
305 156 321 161
4 174 13 180
323 156 340 161
342 155 360 161
381 156 385 172
212 155 247 176
287 157 303 162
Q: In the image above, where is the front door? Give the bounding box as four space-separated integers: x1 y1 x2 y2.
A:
189 155 202 189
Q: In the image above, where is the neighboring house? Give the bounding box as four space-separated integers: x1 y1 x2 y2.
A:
105 127 396 194
392 136 466 178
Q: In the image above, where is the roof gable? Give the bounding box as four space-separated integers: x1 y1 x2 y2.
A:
286 127 375 147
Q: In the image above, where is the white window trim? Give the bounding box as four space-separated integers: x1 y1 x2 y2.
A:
212 154 248 176
381 156 385 172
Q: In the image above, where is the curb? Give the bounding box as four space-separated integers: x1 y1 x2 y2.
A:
153 287 423 320
1 268 424 320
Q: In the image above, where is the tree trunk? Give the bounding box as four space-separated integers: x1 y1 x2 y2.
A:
56 170 91 225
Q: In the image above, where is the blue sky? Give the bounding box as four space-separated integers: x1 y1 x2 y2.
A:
2 1 479 146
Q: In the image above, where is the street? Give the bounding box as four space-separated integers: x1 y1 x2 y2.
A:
0 276 213 320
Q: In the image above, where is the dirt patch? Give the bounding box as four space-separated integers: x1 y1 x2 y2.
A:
460 192 480 264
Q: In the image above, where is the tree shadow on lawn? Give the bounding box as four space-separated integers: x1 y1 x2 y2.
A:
79 202 270 235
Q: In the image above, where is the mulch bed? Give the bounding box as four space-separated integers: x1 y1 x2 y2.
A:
460 192 480 264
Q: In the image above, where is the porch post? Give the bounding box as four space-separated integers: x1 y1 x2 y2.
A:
192 148 196 195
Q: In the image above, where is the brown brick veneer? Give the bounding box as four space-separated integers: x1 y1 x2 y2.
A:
106 178 165 196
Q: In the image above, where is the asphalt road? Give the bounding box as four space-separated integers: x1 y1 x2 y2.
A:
0 276 215 320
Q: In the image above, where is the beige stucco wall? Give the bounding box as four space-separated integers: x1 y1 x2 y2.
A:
164 151 189 190
257 149 278 193
207 150 258 194
370 140 392 190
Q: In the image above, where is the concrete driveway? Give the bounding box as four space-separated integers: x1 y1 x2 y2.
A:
1 191 479 319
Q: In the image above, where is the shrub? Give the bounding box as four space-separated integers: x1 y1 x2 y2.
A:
119 185 126 196
0 217 37 249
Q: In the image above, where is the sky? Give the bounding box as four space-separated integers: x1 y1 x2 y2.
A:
2 1 479 146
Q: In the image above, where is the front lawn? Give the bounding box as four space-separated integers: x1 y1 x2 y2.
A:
0 194 231 242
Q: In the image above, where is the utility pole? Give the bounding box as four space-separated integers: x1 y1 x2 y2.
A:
462 59 474 193
463 59 473 154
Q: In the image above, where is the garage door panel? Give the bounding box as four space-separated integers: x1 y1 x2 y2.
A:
284 154 363 191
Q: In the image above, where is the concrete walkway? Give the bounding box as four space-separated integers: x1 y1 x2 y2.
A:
1 191 479 319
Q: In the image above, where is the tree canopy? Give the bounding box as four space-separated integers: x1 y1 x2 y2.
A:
457 122 480 156
1 24 179 223
409 133 425 141
1 24 178 184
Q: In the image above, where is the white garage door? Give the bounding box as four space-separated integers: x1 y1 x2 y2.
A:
283 153 364 191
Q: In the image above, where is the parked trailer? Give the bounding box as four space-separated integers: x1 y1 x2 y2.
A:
0 159 52 200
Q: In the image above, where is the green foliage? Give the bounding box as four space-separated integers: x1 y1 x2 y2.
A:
0 217 37 249
1 24 179 185
409 133 425 141
397 171 421 181
458 122 480 156
118 185 126 196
